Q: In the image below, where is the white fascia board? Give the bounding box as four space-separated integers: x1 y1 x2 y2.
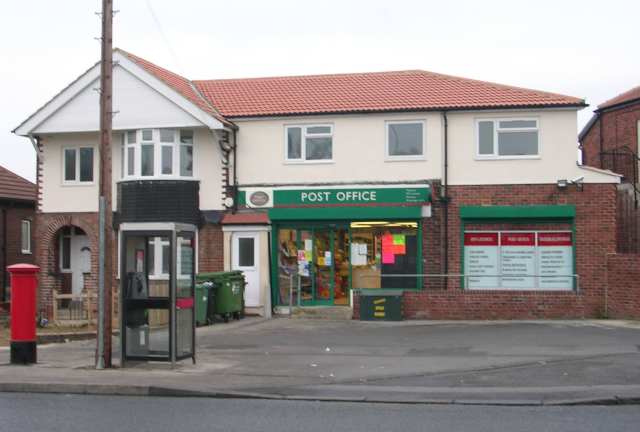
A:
13 62 101 136
114 52 224 130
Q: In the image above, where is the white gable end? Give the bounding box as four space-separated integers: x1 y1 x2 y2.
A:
33 65 204 134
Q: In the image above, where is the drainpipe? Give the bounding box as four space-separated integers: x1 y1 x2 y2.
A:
232 127 238 214
440 112 450 288
1 206 6 302
598 112 603 167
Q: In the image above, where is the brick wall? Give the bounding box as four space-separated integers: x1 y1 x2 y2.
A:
198 223 224 273
354 183 618 320
605 253 640 319
35 212 100 319
580 102 640 182
1 203 36 301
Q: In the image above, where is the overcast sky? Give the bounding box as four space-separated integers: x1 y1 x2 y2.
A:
1 0 638 182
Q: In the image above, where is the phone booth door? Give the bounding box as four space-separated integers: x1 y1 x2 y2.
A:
174 231 195 362
121 233 171 362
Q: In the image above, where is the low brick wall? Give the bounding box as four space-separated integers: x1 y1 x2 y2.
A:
606 254 640 319
352 183 617 320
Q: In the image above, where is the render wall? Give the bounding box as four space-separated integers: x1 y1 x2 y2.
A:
235 109 615 187
37 128 224 214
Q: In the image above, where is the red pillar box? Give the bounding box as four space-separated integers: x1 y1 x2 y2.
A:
8 264 40 364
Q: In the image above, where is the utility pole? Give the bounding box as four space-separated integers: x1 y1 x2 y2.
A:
96 0 113 369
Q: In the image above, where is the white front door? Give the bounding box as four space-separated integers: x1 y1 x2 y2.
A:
232 232 260 307
70 235 90 296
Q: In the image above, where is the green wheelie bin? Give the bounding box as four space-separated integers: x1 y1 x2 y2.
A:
197 271 244 323
195 281 216 326
195 282 209 326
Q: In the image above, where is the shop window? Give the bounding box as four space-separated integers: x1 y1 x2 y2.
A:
350 221 419 290
63 147 94 183
122 129 194 179
476 118 539 158
275 221 419 307
386 121 425 159
463 231 573 290
285 125 333 162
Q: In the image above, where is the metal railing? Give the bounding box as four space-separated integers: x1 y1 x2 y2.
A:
601 146 640 208
276 272 580 315
360 273 581 293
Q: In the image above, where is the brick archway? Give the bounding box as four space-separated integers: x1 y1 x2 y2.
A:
35 213 99 319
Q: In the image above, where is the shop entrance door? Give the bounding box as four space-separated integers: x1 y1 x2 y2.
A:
296 226 349 306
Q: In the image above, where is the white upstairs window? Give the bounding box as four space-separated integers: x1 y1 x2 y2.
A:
63 147 94 183
386 120 425 160
477 119 539 158
285 125 333 162
122 129 194 179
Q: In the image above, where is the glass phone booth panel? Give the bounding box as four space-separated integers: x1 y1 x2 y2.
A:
175 232 195 360
121 225 196 365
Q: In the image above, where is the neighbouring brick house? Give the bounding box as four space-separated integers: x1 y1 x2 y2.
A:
579 86 640 255
0 165 36 310
14 48 625 324
579 85 640 181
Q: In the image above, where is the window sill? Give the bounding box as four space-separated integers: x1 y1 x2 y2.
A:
283 160 335 165
463 288 574 292
21 251 32 255
385 156 426 162
474 155 541 161
118 177 199 182
61 181 95 187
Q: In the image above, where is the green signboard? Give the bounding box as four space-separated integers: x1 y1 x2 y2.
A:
239 185 431 220
274 187 429 206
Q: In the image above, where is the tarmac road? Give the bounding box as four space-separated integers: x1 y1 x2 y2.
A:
1 392 639 432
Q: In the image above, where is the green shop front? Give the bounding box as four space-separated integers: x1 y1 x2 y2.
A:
242 184 431 308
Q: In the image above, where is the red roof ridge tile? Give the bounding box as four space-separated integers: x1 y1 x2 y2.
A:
598 85 640 110
192 69 425 83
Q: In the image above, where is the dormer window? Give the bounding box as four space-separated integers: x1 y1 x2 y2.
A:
122 129 194 179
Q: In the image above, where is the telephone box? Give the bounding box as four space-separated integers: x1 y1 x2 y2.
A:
120 223 196 366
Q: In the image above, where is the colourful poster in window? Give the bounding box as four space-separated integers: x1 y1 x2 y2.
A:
537 232 573 290
463 233 499 289
393 234 405 245
500 232 536 289
382 252 395 264
297 250 306 262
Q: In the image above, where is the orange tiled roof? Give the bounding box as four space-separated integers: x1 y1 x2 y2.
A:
122 49 585 119
598 85 640 110
0 165 36 202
